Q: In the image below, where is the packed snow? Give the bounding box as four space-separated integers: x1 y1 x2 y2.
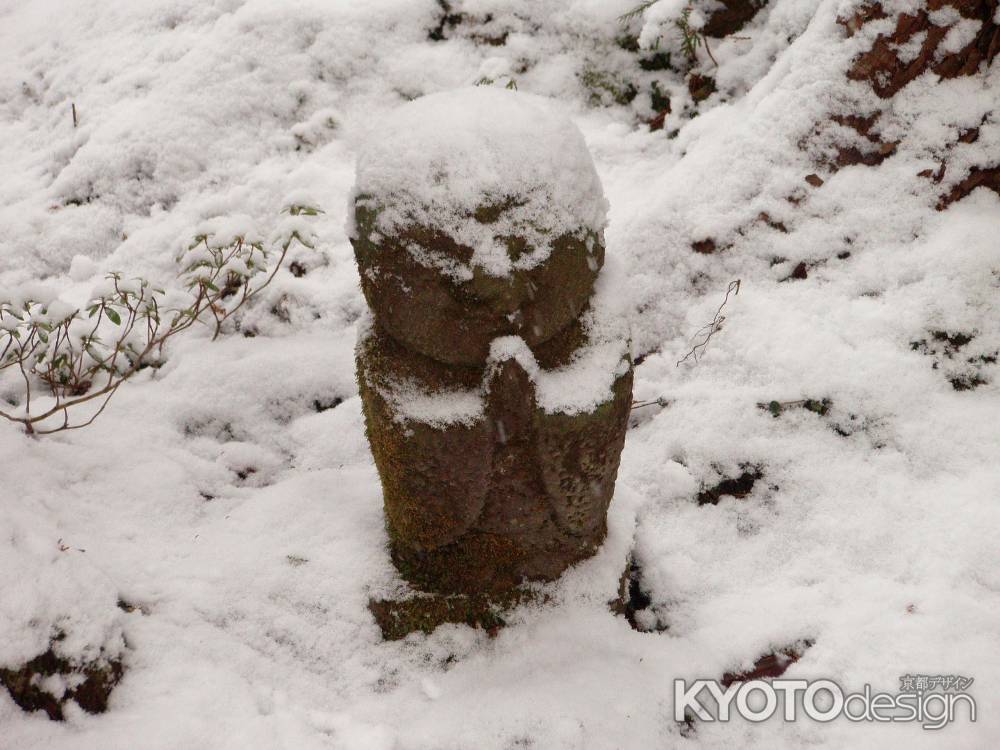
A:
1 0 999 748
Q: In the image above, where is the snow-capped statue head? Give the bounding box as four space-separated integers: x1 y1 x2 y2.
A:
349 86 609 366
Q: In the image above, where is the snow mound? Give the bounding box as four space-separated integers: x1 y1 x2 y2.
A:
350 86 608 277
0 502 124 669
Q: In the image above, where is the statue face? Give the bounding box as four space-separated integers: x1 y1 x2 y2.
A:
351 201 605 366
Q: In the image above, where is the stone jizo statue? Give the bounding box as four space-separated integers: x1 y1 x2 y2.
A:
350 87 632 597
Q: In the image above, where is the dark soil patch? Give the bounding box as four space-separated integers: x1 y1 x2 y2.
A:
783 261 809 281
0 646 123 721
688 74 716 102
911 330 994 390
703 0 768 38
841 1 999 99
312 396 344 413
697 465 763 506
609 554 666 632
427 0 464 41
758 398 832 418
938 165 1000 209
721 639 814 687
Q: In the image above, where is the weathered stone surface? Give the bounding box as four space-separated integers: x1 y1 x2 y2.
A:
353 202 604 367
350 88 631 611
358 322 632 595
369 589 541 641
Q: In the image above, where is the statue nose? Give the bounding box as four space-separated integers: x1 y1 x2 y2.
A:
464 268 531 318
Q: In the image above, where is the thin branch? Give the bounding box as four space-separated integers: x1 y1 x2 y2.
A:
676 279 741 367
703 36 718 67
618 0 660 24
631 397 670 410
35 387 119 435
0 205 320 435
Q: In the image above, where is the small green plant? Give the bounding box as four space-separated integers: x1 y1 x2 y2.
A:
758 398 832 418
0 205 320 435
179 204 320 340
580 68 638 106
676 4 717 65
475 75 518 90
618 0 661 24
619 1 717 67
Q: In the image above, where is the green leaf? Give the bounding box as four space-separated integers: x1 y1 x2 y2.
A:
106 308 122 325
804 398 831 416
284 204 324 216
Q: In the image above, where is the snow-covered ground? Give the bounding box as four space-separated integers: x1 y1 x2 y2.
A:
2 0 998 747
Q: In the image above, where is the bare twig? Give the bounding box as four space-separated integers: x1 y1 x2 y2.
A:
676 279 741 367
703 36 718 67
631 397 670 410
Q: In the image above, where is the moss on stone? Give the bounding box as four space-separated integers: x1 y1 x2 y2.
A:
352 202 603 366
358 322 633 595
369 588 540 640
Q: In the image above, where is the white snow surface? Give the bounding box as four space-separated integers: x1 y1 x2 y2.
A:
351 86 608 278
1 0 999 748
